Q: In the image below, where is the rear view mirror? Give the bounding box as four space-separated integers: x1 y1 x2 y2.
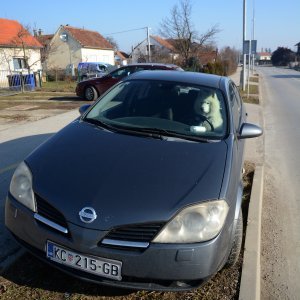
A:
238 123 263 139
79 104 91 116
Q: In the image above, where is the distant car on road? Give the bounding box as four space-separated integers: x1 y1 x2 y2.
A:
6 70 263 291
75 63 184 101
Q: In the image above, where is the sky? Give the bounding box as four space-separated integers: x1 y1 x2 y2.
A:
1 0 299 53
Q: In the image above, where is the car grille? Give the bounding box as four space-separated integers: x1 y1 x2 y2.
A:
101 222 165 250
35 194 69 232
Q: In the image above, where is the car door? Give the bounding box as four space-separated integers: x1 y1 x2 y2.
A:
95 66 136 95
229 81 245 176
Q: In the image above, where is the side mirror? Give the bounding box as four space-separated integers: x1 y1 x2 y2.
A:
79 104 91 116
238 123 263 139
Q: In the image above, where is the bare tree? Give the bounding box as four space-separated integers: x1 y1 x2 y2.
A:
106 36 119 51
11 24 41 73
0 49 13 73
218 46 239 75
160 0 219 66
151 48 176 64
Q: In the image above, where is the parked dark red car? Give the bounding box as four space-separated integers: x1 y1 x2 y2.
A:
75 63 183 101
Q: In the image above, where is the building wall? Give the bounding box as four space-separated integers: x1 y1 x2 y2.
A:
81 48 114 65
131 37 174 63
258 55 271 60
46 27 82 70
0 47 41 72
46 26 115 70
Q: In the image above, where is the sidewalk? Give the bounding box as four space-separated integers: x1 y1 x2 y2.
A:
229 68 265 300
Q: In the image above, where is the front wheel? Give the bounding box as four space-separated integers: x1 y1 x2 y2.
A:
84 86 98 101
225 209 243 268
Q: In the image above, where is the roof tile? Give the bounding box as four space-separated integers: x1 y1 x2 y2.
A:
151 36 175 51
0 18 42 48
63 25 113 49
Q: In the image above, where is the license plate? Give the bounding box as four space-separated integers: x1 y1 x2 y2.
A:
46 241 122 281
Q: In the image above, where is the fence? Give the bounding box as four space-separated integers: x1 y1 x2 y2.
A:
0 70 41 96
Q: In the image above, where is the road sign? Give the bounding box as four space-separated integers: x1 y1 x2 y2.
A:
243 40 257 54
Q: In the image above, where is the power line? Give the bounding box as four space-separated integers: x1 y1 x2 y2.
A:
105 26 152 62
105 27 147 36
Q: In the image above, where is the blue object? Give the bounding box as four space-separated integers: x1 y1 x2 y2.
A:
23 74 35 91
7 74 22 90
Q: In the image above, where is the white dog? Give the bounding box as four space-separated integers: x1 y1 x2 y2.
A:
193 91 223 131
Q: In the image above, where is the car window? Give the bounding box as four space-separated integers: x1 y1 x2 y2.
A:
229 83 241 132
135 66 148 72
85 80 227 140
110 67 133 79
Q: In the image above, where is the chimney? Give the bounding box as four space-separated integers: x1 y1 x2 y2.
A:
38 28 43 36
33 29 37 37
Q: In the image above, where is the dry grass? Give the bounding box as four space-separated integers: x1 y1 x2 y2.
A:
38 81 77 93
240 84 259 95
241 95 259 105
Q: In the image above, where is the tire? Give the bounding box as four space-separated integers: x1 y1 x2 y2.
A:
225 209 243 268
84 86 98 101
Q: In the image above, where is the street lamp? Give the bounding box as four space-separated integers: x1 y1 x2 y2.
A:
147 27 151 63
242 0 247 91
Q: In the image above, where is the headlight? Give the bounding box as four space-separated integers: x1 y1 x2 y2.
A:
153 200 229 243
9 161 36 212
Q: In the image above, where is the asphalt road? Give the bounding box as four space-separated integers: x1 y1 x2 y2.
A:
258 66 300 299
0 110 79 267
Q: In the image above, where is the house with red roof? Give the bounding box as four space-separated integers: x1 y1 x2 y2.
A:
256 52 272 65
131 35 178 63
43 25 114 71
0 18 42 72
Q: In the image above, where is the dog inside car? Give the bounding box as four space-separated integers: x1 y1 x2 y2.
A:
193 90 224 131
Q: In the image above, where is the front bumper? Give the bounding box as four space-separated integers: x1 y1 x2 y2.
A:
5 195 233 291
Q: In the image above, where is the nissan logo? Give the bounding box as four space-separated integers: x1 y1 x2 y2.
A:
79 207 97 223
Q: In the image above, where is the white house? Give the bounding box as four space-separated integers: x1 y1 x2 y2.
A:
131 35 178 63
43 25 115 71
0 18 42 73
256 52 272 65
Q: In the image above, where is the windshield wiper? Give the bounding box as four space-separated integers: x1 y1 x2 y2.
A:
84 117 118 132
83 118 165 140
137 127 213 143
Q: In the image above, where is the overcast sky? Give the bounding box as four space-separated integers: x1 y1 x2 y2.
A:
1 0 299 53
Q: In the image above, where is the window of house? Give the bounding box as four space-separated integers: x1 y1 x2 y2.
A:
13 58 28 70
147 45 155 53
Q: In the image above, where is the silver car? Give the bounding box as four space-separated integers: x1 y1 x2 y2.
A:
5 71 262 291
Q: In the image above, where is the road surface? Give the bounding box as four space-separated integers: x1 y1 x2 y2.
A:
259 66 300 299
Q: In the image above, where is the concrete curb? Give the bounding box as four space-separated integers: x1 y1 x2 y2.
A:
239 165 264 300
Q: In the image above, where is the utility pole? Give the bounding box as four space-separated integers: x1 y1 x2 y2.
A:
252 3 255 72
242 0 247 91
247 39 251 97
147 27 151 62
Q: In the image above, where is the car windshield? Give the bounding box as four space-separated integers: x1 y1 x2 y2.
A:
84 80 227 140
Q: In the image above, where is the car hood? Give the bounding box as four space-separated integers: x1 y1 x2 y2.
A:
26 120 228 230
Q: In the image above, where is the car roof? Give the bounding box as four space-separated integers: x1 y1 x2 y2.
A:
122 63 181 68
124 70 227 89
78 62 112 66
